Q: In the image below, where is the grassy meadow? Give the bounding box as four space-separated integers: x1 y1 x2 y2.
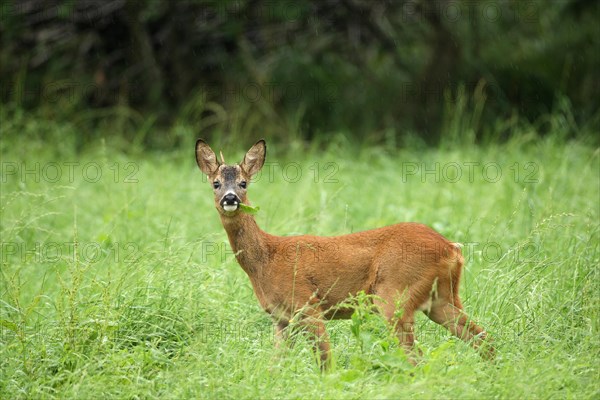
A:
1 118 599 398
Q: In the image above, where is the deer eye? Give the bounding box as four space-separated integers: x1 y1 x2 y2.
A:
239 181 247 189
213 181 221 189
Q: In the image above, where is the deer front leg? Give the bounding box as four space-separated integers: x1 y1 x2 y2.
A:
302 319 331 370
298 309 332 370
269 320 289 371
274 320 289 349
390 308 422 365
376 295 422 365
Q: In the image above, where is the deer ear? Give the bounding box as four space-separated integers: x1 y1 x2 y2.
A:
241 139 266 177
195 139 220 175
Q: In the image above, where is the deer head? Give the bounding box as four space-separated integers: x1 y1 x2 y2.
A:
195 139 266 216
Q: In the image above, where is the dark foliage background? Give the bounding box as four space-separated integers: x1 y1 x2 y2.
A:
1 0 598 148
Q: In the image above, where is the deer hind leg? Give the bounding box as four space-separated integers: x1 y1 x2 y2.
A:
426 297 494 359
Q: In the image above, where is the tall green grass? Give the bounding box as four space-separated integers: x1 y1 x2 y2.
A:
1 116 598 399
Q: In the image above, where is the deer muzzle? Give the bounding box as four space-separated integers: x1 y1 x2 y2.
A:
220 192 240 212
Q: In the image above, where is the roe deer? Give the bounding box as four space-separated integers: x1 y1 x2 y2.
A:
195 139 493 369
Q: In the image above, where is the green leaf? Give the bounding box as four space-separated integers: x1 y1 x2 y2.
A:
239 203 260 214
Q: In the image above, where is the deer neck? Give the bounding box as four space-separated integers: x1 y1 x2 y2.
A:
220 211 269 275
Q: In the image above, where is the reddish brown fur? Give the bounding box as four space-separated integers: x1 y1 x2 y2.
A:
196 139 494 369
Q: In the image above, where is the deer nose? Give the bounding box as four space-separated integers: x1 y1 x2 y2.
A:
223 193 239 204
221 192 240 212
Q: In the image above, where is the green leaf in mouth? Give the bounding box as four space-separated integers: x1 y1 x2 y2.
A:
239 203 260 214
